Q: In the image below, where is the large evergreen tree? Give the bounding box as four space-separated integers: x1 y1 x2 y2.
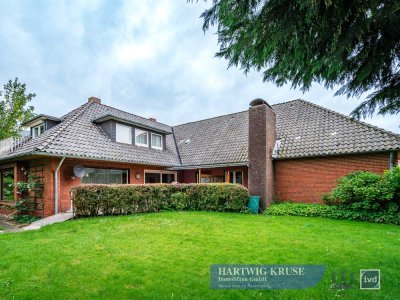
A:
0 78 35 140
199 0 400 119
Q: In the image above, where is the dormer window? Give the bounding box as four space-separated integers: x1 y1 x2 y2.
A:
116 123 132 144
135 128 148 147
151 133 163 150
32 124 45 138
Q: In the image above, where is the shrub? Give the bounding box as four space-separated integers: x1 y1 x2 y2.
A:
383 166 400 203
328 171 392 210
323 169 400 211
267 202 400 225
71 183 249 217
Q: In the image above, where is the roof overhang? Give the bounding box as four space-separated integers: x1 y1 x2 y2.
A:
22 114 62 127
93 115 172 134
168 161 249 170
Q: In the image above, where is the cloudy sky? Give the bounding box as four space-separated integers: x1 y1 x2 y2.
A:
0 0 398 133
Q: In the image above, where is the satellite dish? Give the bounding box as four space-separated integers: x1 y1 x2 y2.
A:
73 165 85 178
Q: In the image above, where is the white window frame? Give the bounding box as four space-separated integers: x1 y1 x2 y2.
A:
32 124 45 138
135 128 149 147
116 123 132 144
151 133 163 150
144 170 177 184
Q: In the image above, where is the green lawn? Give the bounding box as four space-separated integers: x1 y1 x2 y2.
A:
0 212 399 299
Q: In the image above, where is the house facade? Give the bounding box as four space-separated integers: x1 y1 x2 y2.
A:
0 97 399 217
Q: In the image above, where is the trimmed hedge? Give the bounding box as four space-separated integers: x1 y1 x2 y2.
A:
71 183 249 217
267 202 400 225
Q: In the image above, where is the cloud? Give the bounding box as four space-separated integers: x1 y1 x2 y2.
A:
0 0 398 134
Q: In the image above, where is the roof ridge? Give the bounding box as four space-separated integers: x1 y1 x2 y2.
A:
293 99 400 139
173 110 248 128
91 101 172 129
172 99 306 128
35 102 93 151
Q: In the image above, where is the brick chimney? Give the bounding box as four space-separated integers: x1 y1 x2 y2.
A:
148 117 157 122
88 96 101 104
248 98 276 210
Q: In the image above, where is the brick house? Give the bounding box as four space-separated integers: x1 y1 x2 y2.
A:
0 97 399 217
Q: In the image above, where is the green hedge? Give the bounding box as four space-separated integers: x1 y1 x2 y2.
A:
71 183 249 217
267 202 400 225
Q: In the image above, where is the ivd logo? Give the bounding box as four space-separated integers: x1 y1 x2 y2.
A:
360 269 380 290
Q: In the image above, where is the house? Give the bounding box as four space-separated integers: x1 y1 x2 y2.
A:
0 97 399 217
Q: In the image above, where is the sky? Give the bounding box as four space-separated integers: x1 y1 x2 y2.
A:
0 0 398 133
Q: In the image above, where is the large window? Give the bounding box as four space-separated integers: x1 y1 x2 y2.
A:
228 171 243 185
82 168 129 184
145 170 176 184
32 124 45 138
151 133 163 150
0 168 15 201
116 123 132 144
135 128 148 147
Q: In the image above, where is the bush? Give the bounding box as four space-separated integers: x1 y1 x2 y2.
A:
267 202 400 225
383 166 400 203
323 167 400 211
71 183 249 217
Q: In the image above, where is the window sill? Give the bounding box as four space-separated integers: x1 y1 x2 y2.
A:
135 143 149 148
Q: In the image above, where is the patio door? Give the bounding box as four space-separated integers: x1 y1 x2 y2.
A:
144 170 177 184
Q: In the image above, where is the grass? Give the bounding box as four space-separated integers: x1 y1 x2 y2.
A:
0 225 5 231
0 212 399 299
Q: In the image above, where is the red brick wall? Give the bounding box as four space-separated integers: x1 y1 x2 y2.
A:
248 100 276 209
29 158 57 217
21 157 173 217
274 152 393 203
57 159 173 216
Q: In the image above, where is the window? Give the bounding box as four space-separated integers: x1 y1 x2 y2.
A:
0 168 15 201
144 170 176 184
135 128 148 147
32 124 45 138
82 168 128 184
151 133 163 150
116 123 132 144
228 171 243 185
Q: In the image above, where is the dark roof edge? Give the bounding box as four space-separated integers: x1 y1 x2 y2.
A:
0 151 178 167
168 161 249 170
274 149 398 161
22 114 62 126
93 114 172 134
171 127 183 165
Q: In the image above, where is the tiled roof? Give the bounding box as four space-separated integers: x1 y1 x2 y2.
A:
173 99 400 165
173 111 249 166
1 99 399 166
275 100 400 158
0 102 180 166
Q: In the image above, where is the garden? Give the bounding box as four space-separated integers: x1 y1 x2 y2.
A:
0 168 399 299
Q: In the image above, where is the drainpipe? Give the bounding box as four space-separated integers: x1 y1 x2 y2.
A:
389 151 395 170
54 157 66 214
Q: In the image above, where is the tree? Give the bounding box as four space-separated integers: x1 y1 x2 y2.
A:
0 78 35 140
199 0 400 119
